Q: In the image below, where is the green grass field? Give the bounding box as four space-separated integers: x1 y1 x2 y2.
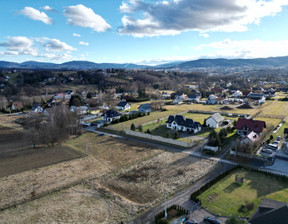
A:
198 168 288 217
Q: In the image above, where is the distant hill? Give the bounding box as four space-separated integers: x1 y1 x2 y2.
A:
172 56 288 70
0 60 148 70
1 56 288 70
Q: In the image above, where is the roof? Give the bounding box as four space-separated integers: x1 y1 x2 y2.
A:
138 103 151 109
243 131 260 142
117 101 129 107
209 113 224 123
250 198 288 224
188 94 200 99
102 109 121 118
166 115 201 129
12 101 23 109
248 93 265 99
235 118 266 133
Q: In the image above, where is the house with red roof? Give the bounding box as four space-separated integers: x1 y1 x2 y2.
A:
235 118 266 137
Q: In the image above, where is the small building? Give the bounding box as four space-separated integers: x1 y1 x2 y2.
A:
235 118 266 137
70 106 88 115
102 109 121 122
138 103 151 113
231 90 243 98
166 115 201 133
205 113 224 128
116 101 131 110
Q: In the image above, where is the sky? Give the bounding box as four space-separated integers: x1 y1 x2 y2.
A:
1 0 288 65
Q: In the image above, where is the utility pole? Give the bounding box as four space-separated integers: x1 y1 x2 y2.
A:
164 189 167 219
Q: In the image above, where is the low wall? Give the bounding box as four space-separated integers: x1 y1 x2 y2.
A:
125 130 198 148
203 145 219 152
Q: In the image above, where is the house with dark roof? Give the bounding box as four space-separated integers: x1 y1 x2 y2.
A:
102 109 121 122
248 92 266 100
116 101 130 110
166 115 201 133
235 118 266 137
138 103 151 113
249 198 288 224
188 94 201 102
205 113 224 128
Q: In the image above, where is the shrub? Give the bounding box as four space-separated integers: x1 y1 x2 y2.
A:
146 129 151 134
173 131 179 139
138 125 143 132
130 123 135 131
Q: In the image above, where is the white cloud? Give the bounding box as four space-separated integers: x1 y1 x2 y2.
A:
73 33 81 37
42 38 77 52
194 39 288 59
119 0 288 37
79 41 89 46
19 7 53 24
64 4 111 32
42 5 54 12
0 36 38 56
41 53 74 61
199 33 209 38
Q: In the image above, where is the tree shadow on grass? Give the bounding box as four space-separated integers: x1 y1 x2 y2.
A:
223 182 241 193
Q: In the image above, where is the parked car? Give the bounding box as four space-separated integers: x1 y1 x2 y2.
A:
203 216 220 224
262 148 273 154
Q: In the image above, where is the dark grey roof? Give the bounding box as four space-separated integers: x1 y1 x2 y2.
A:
250 198 288 224
166 115 201 129
102 109 121 118
188 94 200 99
118 101 129 107
138 103 151 110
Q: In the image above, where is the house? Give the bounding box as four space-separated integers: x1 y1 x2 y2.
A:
116 101 131 110
166 115 201 133
248 93 266 101
70 106 88 115
211 88 225 94
161 92 171 99
32 102 43 113
205 113 224 128
172 98 183 104
138 103 151 113
235 118 266 137
188 94 201 102
88 106 101 115
206 95 226 105
11 102 23 111
249 198 288 224
231 90 243 98
102 109 121 122
263 88 276 97
240 131 260 145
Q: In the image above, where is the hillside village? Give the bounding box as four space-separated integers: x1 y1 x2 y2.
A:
1 68 288 223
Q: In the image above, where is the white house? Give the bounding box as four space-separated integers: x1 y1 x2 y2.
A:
172 97 183 104
166 115 201 133
116 101 131 110
205 113 224 128
231 90 243 98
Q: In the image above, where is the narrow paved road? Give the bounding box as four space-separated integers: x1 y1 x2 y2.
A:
129 163 234 224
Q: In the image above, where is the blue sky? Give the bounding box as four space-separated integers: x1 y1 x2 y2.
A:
1 0 288 65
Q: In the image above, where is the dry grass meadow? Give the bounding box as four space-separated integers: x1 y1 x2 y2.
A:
0 126 217 223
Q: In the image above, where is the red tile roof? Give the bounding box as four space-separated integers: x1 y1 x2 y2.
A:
235 118 266 133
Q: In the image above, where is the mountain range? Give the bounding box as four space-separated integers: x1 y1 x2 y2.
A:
1 56 288 70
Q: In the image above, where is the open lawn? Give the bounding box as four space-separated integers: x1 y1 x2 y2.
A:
198 168 288 217
257 101 288 119
107 110 181 131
